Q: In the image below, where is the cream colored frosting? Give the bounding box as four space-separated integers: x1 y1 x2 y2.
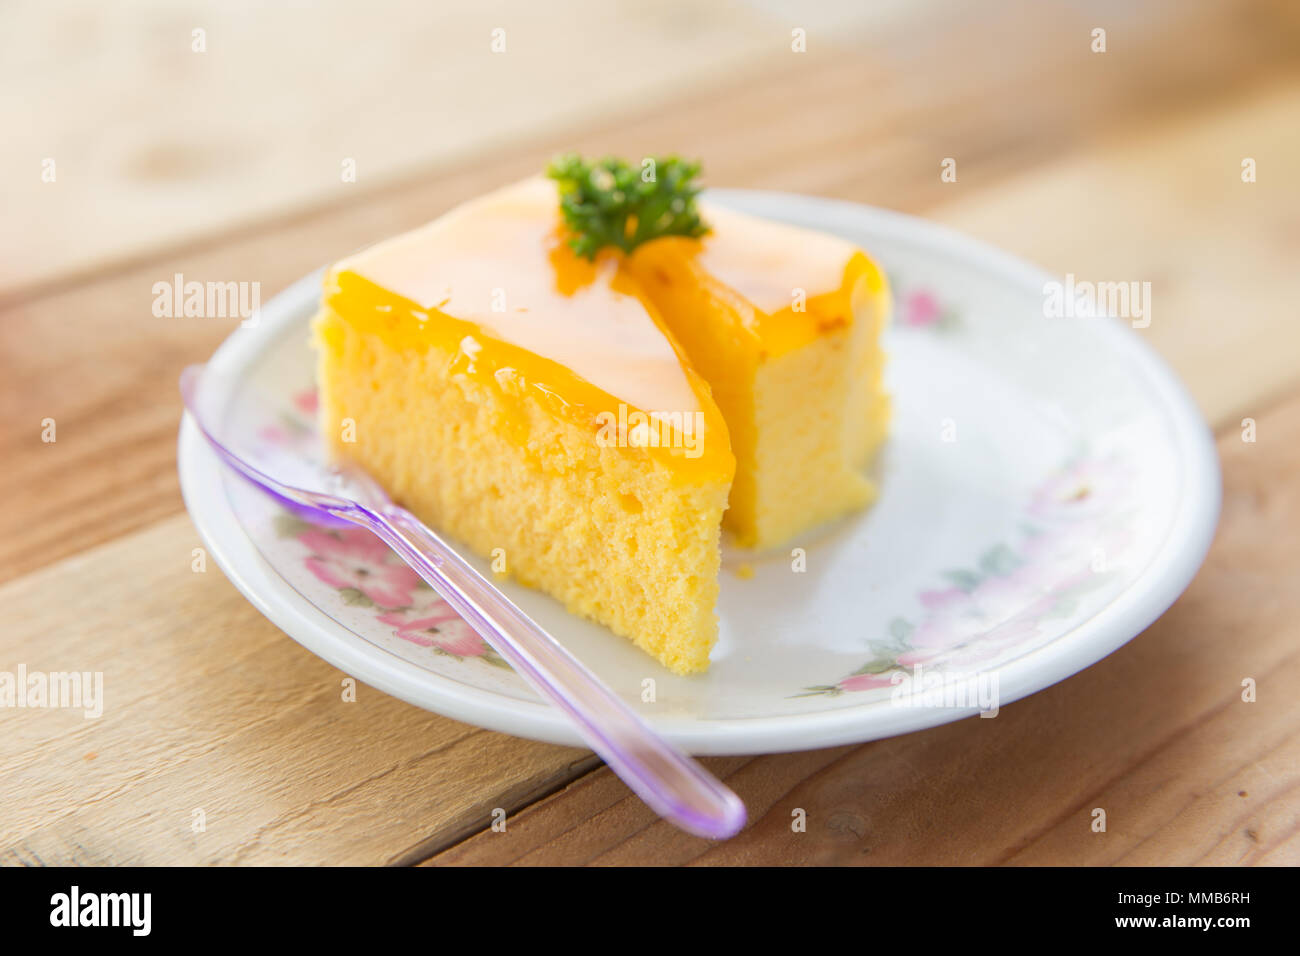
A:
336 177 702 418
693 201 860 315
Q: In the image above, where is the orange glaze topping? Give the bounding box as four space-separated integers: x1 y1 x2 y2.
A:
321 177 733 482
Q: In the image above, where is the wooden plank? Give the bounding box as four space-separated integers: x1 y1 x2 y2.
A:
0 0 808 296
3 0 1298 868
4 2 1298 585
12 0 1297 304
934 80 1300 429
427 391 1300 865
0 515 596 866
30 0 1280 297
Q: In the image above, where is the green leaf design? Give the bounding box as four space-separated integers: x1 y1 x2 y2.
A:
279 412 311 435
978 544 1021 577
273 512 311 539
943 569 982 592
338 587 373 608
888 617 914 643
852 656 900 676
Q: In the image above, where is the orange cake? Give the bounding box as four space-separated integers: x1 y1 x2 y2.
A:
627 202 890 549
313 178 733 674
312 165 890 674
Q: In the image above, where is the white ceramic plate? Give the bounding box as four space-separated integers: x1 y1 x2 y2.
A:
178 191 1220 755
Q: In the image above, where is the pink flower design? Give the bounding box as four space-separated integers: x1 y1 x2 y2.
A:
838 672 897 693
904 607 1047 671
970 567 1057 619
261 391 515 668
401 616 487 657
917 587 969 612
1029 456 1131 524
377 591 493 658
300 527 421 609
905 606 990 658
1020 529 1112 591
905 557 1087 661
903 290 942 327
293 388 319 416
808 450 1140 696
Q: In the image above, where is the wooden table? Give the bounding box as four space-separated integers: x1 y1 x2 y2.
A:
4 0 1298 865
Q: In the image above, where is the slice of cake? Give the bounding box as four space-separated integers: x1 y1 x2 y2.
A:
314 159 891 675
312 178 734 675
626 203 890 549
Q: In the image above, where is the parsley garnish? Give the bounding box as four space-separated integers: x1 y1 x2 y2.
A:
546 154 710 259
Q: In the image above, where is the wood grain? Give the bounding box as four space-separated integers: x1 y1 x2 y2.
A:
0 515 596 866
18 0 1291 299
427 392 1300 865
4 0 1297 584
935 81 1300 428
0 0 799 295
2 0 1298 866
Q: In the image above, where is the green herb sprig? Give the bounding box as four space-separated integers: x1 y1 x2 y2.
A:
546 154 710 259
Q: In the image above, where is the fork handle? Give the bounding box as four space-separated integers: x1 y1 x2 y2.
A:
363 506 746 840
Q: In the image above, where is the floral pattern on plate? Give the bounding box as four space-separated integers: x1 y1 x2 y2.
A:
891 276 962 333
271 513 509 668
252 384 1143 693
184 197 1215 752
801 452 1137 696
257 387 510 670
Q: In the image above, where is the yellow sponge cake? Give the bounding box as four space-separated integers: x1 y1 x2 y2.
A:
313 178 734 674
313 163 890 674
627 204 890 549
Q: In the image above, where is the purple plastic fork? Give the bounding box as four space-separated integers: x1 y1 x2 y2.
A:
180 364 746 840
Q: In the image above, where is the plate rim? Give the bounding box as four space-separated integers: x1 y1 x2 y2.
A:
177 190 1221 754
